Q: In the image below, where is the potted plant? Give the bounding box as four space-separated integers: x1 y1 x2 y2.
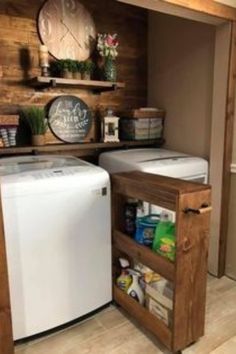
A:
58 59 75 79
21 107 48 146
80 60 95 80
49 60 61 77
73 60 82 79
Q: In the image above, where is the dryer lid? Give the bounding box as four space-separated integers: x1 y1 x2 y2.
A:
100 148 188 163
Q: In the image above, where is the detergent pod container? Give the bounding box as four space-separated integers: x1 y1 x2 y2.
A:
135 214 160 247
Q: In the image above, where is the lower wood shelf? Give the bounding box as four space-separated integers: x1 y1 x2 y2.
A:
114 285 172 350
0 139 163 157
113 230 175 282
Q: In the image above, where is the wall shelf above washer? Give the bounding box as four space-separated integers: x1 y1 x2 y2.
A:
0 139 164 158
29 76 125 93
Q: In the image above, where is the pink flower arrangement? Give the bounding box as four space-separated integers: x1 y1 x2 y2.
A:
97 33 119 59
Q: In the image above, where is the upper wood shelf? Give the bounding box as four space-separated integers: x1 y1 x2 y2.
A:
29 76 125 92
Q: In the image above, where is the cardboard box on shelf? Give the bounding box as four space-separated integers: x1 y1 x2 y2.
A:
146 295 172 327
145 278 173 327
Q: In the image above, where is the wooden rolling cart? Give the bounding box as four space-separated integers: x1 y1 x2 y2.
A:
111 171 212 353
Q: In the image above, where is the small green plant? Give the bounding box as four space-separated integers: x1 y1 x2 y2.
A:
80 60 95 74
20 107 48 135
71 60 77 73
50 60 61 77
58 59 76 72
75 60 82 73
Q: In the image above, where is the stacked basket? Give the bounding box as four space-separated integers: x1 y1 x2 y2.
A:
119 108 165 141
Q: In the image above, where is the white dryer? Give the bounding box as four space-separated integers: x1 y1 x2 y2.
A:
99 148 208 183
99 148 208 218
0 155 112 340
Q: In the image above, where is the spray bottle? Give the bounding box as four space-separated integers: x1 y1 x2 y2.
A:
116 258 132 292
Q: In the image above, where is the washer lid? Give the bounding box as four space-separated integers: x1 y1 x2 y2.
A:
0 155 90 176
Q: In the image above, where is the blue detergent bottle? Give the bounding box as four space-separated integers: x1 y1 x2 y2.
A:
135 214 160 247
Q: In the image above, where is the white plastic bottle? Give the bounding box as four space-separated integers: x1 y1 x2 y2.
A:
127 272 145 305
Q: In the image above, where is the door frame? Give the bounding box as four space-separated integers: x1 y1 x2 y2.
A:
218 21 236 276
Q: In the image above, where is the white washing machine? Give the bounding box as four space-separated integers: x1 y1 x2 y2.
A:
99 148 208 183
0 155 112 340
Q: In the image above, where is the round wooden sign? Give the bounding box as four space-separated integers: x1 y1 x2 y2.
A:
48 96 92 143
38 0 96 60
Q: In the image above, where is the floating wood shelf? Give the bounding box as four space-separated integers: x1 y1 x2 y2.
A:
29 76 125 92
0 139 163 157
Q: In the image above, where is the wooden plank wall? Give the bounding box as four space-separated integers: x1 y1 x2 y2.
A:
0 0 147 144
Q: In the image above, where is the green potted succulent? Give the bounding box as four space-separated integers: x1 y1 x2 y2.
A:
21 107 48 146
49 60 61 77
73 60 82 79
80 60 95 80
58 59 75 79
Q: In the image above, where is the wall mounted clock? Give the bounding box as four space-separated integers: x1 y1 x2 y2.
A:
48 95 93 143
38 0 96 60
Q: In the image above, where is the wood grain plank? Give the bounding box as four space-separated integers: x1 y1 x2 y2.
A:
30 77 125 90
0 115 19 125
218 22 236 277
0 0 148 146
172 188 211 351
112 171 210 206
0 140 162 157
117 0 236 21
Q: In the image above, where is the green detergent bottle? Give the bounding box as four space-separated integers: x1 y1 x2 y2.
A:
152 212 176 261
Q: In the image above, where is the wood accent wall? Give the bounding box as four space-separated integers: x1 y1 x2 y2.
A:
0 0 147 144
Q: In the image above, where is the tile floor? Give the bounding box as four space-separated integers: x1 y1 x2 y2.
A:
15 276 236 354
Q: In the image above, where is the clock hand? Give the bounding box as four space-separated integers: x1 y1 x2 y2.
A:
60 27 69 42
60 19 82 49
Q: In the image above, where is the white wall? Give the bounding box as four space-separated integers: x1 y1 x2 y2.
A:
148 12 232 276
148 12 215 158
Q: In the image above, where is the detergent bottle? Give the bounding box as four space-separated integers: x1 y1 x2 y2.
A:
152 212 176 261
127 270 145 305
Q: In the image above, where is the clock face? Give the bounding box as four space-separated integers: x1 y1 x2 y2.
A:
38 0 96 60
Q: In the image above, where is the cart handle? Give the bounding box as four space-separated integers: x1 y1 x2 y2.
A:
183 204 212 215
